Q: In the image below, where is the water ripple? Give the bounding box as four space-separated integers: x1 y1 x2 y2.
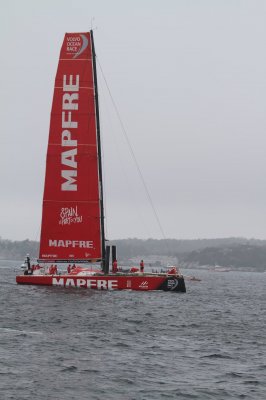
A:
0 266 265 400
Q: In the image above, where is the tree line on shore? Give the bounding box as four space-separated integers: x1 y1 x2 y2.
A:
0 236 265 271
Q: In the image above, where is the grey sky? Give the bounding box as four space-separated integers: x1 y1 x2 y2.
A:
1 0 266 241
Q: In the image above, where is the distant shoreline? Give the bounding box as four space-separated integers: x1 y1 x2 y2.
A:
1 237 266 273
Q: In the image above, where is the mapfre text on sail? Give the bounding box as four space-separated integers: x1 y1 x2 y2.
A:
61 74 79 191
49 240 93 248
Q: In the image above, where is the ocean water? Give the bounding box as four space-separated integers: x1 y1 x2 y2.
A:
0 262 265 400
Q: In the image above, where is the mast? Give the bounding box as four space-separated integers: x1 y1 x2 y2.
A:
90 30 106 270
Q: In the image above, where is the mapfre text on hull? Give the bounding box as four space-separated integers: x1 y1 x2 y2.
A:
16 273 186 292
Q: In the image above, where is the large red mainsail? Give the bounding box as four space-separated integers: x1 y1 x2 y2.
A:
39 32 103 261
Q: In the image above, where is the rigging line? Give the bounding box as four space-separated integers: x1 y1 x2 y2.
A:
96 56 166 239
98 75 153 239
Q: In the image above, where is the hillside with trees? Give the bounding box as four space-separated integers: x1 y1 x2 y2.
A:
0 236 265 271
0 237 39 261
179 244 266 272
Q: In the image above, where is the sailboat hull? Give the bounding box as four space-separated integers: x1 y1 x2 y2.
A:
16 274 186 292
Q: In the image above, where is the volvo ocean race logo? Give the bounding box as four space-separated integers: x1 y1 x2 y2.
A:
167 278 179 290
66 34 89 58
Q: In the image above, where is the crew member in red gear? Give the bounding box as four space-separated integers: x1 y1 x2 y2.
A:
49 264 57 274
140 259 144 273
112 259 118 273
48 264 54 274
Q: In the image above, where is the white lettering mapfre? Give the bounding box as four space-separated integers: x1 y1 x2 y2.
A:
49 239 93 248
52 277 118 290
61 74 79 191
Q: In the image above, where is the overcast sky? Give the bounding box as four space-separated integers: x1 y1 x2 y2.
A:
1 0 266 241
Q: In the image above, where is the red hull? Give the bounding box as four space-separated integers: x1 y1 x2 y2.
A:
16 274 186 292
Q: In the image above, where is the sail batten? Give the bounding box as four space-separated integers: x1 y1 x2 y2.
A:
39 32 103 262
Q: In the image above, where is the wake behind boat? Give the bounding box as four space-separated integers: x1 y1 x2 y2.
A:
16 31 186 293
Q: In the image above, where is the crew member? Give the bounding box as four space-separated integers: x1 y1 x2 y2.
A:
24 254 32 275
112 259 118 273
140 259 144 273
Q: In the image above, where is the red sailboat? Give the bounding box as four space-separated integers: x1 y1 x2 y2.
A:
16 31 186 292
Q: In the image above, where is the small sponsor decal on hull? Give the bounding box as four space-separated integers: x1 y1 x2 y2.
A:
139 281 149 289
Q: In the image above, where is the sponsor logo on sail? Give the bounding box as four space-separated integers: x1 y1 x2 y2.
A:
66 34 89 59
59 206 82 225
61 35 89 194
61 74 79 191
49 240 93 248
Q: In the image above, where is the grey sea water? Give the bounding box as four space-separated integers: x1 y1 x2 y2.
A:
0 262 265 400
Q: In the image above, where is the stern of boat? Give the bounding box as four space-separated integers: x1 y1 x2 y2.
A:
158 275 186 292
